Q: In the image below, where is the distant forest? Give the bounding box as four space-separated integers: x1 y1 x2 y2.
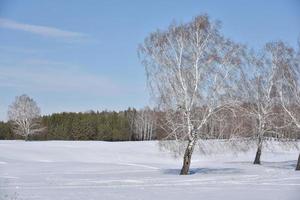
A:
0 108 162 141
1 105 299 141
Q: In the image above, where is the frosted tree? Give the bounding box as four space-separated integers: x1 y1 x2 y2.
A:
8 94 43 140
138 15 242 175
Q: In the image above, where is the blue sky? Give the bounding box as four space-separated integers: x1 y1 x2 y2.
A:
0 0 299 121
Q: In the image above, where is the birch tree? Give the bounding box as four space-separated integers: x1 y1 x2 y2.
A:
128 107 156 140
7 94 43 140
139 15 242 175
237 44 294 165
275 41 300 170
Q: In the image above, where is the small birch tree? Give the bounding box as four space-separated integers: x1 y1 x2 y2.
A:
139 15 242 175
7 94 43 140
128 107 156 140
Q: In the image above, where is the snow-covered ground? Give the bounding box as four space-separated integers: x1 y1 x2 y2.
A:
0 140 299 200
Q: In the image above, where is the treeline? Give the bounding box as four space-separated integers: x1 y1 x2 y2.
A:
1 105 300 141
0 108 161 141
0 121 14 140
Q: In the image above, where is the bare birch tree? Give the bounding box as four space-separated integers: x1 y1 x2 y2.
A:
129 107 156 140
139 15 242 175
237 43 294 165
275 41 300 170
7 94 43 140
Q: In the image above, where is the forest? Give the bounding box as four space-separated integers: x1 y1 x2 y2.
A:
1 104 299 142
0 108 160 141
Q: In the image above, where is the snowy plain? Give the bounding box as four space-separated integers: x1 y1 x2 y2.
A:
0 140 299 200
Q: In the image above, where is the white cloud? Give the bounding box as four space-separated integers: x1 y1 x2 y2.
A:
0 18 86 39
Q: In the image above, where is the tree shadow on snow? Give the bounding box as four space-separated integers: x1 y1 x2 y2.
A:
163 167 242 175
262 160 296 170
225 160 296 170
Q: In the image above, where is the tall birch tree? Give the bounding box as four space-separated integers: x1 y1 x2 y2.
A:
139 15 242 175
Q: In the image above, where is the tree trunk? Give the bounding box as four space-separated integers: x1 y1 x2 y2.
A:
180 138 196 175
296 153 300 171
253 135 263 165
253 144 262 165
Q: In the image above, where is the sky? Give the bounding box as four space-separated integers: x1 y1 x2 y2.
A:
0 0 299 121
